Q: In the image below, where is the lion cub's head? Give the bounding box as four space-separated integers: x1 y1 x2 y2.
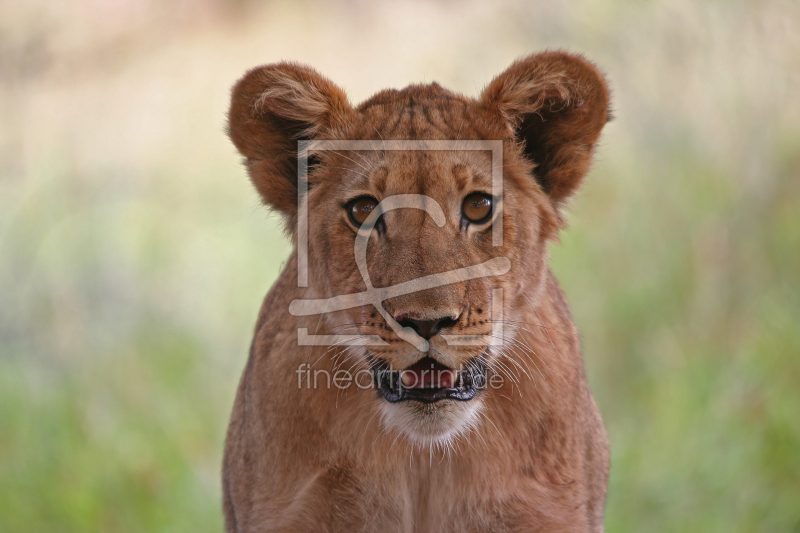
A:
228 52 609 445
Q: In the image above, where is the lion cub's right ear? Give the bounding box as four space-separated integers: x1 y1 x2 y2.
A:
228 63 353 221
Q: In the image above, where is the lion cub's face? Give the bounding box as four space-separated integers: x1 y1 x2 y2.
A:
312 141 515 444
228 54 610 445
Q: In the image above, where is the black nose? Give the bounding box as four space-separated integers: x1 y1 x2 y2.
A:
396 315 459 340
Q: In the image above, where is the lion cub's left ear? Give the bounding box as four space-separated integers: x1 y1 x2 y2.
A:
228 62 353 221
481 51 611 205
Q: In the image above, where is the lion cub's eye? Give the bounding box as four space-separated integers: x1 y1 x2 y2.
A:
347 196 379 226
462 193 493 224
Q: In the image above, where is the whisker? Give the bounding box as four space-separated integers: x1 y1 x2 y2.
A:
494 322 566 383
487 317 575 337
328 166 370 181
329 151 372 175
372 126 388 153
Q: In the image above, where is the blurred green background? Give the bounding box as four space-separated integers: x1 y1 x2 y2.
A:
1 0 799 531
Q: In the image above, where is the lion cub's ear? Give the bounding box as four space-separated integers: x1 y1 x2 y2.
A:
228 62 353 220
481 51 611 205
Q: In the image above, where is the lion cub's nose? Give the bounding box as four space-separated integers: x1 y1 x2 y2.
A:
396 314 460 340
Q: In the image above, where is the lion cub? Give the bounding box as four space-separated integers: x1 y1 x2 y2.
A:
223 51 611 532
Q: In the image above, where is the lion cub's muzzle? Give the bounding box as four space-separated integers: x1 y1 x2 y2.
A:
370 355 488 404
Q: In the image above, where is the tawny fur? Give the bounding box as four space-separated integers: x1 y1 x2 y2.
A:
223 51 611 532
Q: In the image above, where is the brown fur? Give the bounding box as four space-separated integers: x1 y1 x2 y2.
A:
224 51 611 532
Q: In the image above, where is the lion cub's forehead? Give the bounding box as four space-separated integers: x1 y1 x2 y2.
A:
336 150 493 198
326 85 500 199
355 90 486 141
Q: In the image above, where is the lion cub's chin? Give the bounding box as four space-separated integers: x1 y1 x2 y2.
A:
378 397 484 446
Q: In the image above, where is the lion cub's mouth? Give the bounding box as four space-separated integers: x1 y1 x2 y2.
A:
370 356 488 404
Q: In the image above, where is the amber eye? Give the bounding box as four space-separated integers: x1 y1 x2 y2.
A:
462 193 493 224
347 196 379 226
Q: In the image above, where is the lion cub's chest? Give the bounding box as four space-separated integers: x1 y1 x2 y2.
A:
306 458 535 533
